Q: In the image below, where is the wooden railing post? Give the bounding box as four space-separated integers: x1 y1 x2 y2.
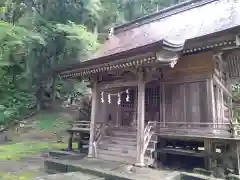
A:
136 68 145 167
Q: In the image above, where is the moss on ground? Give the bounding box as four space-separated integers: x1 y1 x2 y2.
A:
0 171 36 180
35 112 68 130
0 141 68 160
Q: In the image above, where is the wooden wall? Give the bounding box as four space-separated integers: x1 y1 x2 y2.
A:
163 81 208 124
163 52 214 80
161 52 214 125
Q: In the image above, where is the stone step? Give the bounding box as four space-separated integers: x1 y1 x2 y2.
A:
104 136 137 145
49 150 76 158
99 147 136 157
98 152 136 164
111 127 137 132
99 145 136 155
111 133 136 139
99 142 136 150
112 129 137 136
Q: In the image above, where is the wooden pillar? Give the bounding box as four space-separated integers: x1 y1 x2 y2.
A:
88 81 98 157
228 96 233 121
215 86 220 127
236 142 240 175
206 79 216 128
136 68 145 167
216 87 224 127
204 139 213 170
161 83 166 127
220 88 224 125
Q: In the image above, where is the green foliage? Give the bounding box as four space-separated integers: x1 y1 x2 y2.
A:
0 0 186 126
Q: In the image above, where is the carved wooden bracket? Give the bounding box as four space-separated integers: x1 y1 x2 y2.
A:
155 39 185 68
155 51 180 68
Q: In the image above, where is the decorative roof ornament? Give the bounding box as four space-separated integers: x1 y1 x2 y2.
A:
236 34 240 46
108 27 114 39
156 49 180 69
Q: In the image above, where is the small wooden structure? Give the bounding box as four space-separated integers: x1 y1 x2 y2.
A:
67 120 90 151
55 0 240 176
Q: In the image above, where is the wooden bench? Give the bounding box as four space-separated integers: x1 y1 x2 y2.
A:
67 121 90 151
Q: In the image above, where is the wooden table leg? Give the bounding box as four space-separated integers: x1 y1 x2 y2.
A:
68 132 73 151
78 133 83 150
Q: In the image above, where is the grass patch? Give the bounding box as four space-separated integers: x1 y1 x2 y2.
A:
0 171 37 180
0 141 68 160
35 112 61 130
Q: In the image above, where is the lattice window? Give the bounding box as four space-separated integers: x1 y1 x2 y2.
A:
145 86 160 109
121 89 135 108
145 85 160 122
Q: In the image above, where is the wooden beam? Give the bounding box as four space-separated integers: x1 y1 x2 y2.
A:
162 73 211 85
136 68 145 167
99 80 138 90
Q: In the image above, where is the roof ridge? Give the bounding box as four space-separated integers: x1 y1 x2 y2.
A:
114 0 217 34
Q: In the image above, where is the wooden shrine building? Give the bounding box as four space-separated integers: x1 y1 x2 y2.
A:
55 0 240 175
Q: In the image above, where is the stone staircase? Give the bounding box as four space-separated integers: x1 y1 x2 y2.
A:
97 127 158 166
97 127 137 164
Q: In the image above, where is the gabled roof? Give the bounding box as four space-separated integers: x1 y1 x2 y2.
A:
92 0 240 59
56 0 240 74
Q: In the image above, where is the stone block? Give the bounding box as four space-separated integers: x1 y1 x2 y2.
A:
180 172 211 180
226 174 240 180
44 160 67 173
193 168 212 176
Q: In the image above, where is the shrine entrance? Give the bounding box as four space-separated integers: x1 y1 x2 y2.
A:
145 82 161 124
118 83 161 128
120 88 137 127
